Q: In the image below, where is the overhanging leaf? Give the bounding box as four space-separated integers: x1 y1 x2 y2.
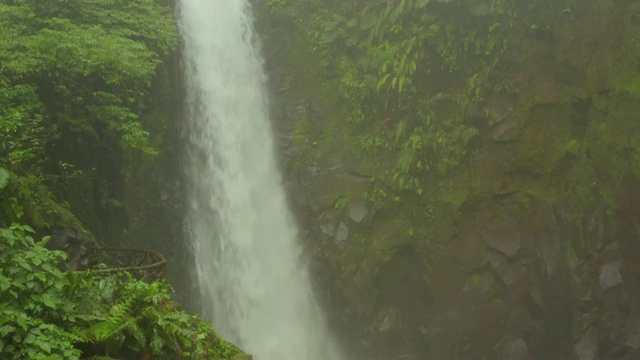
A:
0 168 9 189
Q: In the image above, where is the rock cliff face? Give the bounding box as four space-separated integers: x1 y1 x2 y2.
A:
254 0 640 359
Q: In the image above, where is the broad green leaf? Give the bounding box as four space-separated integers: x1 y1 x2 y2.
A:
39 341 51 354
0 168 9 189
150 330 163 353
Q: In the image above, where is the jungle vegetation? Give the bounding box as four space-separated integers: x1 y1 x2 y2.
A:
251 6 640 358
0 0 177 229
3 0 640 357
0 0 240 358
255 0 640 246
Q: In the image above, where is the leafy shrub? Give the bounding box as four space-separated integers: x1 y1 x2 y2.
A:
0 224 242 359
0 224 80 360
0 0 178 228
73 273 240 359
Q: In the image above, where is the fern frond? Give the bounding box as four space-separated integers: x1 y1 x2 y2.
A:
126 321 147 350
86 296 137 342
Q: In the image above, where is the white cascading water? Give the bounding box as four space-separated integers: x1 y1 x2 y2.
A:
178 1 344 359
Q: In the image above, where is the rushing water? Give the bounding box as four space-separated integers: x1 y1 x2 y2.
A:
178 1 343 359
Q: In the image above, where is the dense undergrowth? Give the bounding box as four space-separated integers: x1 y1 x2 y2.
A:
253 1 640 356
0 224 240 359
262 0 529 192
255 0 640 241
0 0 243 358
0 0 177 230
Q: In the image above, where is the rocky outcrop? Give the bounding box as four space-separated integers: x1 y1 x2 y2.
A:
254 0 640 359
48 226 97 270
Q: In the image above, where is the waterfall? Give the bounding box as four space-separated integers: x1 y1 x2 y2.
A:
178 1 343 359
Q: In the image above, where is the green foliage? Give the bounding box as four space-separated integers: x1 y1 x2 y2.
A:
38 0 178 55
0 223 242 359
560 98 640 219
0 168 8 189
257 0 585 201
0 224 81 360
265 0 287 15
0 84 46 171
74 273 240 359
260 0 526 197
619 76 640 100
0 173 78 229
564 139 582 156
468 274 482 288
334 195 351 210
0 3 172 155
0 0 177 228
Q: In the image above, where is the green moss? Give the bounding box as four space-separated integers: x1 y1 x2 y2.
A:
564 138 582 156
231 354 253 360
564 241 579 266
619 76 640 100
255 3 640 355
469 274 483 288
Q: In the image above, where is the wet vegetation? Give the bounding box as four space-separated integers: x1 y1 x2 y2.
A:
0 0 240 358
0 0 177 231
2 0 640 358
254 0 640 358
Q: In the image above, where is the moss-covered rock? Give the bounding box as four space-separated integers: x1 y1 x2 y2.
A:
254 0 640 358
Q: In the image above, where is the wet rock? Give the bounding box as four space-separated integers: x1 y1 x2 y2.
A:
320 222 335 236
487 93 517 127
574 313 595 341
599 261 623 291
502 338 530 360
539 230 561 275
586 208 616 251
488 249 507 268
335 222 349 244
393 355 419 360
285 100 309 121
298 164 322 187
487 249 527 288
483 215 522 257
494 260 527 287
529 76 576 105
527 285 545 314
286 179 312 212
480 273 495 294
49 226 97 270
490 114 527 142
464 271 495 294
624 317 640 349
377 308 399 333
574 326 599 360
576 290 595 312
348 199 368 223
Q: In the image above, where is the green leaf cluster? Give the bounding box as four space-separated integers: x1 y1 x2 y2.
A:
262 0 519 196
0 0 177 228
72 273 240 359
257 0 579 199
0 224 241 359
0 224 80 359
